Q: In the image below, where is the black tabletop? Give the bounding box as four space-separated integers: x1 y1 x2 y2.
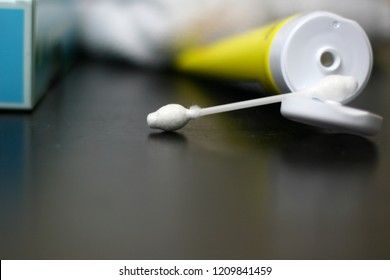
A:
1 56 389 260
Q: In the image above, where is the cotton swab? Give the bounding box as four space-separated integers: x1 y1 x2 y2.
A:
147 75 358 131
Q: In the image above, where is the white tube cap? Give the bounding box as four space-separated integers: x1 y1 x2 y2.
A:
271 11 373 103
280 95 383 136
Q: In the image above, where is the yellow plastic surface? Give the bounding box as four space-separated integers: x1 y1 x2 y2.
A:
175 16 296 93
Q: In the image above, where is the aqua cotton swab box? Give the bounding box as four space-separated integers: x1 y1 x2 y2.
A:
0 0 78 110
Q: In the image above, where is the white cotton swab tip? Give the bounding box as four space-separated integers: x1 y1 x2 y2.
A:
147 104 201 131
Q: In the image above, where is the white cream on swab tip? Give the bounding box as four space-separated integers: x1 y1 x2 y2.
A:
147 75 358 131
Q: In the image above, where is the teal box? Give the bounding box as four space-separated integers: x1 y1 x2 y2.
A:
0 0 78 109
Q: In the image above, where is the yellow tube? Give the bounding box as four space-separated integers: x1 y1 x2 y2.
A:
175 11 373 101
175 15 297 94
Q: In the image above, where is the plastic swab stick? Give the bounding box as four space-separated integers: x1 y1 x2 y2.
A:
147 75 358 131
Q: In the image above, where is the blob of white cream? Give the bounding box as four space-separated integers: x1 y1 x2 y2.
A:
299 75 358 102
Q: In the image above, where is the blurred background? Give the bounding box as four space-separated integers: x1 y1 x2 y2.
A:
76 0 390 67
2 0 390 260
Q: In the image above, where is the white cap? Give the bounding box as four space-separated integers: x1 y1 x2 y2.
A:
281 95 383 136
270 11 373 104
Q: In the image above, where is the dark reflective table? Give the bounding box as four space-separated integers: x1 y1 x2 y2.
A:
1 54 390 259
